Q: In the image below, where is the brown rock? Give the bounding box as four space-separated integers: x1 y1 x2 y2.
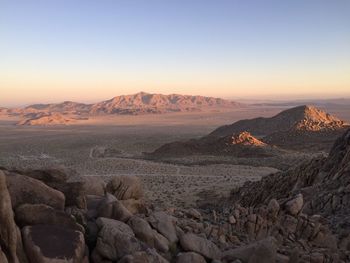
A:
148 212 178 244
0 171 20 263
22 225 85 263
95 217 140 261
5 172 65 210
15 204 83 232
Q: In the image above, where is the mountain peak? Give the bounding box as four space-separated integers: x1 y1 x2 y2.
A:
230 131 266 147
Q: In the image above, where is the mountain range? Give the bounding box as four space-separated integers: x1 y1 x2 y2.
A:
1 92 242 119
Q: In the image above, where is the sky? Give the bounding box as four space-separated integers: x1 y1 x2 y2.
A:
0 0 349 106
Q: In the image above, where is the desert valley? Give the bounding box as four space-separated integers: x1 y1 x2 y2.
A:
2 1 350 262
1 92 350 262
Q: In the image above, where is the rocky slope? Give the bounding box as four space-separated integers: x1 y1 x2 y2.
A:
209 105 347 138
1 128 350 262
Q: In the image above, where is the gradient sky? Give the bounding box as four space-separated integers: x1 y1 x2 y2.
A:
1 0 350 106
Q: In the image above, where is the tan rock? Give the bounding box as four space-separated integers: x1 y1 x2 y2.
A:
97 194 132 222
106 176 143 200
284 194 303 216
179 233 221 260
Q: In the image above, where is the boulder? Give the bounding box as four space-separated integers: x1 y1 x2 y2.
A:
267 199 280 217
95 217 141 261
119 250 169 263
106 176 143 200
222 236 277 263
22 225 85 263
15 204 83 232
5 172 65 210
0 171 20 263
148 211 178 244
82 176 106 196
24 168 69 184
284 194 303 216
179 233 221 260
120 198 147 214
176 252 206 263
97 194 132 222
128 216 169 252
57 181 86 209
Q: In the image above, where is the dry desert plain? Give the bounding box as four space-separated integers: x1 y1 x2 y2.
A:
1 104 349 209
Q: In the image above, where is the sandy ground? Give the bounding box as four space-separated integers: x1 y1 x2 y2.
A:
0 105 348 208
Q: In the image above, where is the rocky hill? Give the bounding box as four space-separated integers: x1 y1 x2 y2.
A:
148 131 281 158
209 105 347 138
17 113 78 126
4 92 242 119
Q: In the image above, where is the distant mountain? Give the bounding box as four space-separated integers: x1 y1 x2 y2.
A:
209 105 347 138
17 113 79 126
6 92 242 119
89 92 242 115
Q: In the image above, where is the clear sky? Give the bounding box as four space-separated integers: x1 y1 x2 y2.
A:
1 0 349 106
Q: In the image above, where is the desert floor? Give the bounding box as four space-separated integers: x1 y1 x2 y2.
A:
1 105 349 208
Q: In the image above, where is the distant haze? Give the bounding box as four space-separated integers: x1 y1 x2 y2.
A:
1 0 349 106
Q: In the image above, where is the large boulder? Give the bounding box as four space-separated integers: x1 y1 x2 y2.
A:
179 233 221 260
106 176 143 200
5 172 65 210
22 225 85 263
94 217 141 261
97 194 132 222
222 236 277 263
148 212 178 244
25 168 86 209
82 176 106 196
120 198 147 214
128 216 169 252
284 194 303 216
0 171 20 263
24 168 69 184
15 204 83 232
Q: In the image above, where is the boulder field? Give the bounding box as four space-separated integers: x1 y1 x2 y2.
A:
1 129 350 262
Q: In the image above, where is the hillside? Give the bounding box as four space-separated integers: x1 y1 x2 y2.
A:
209 105 347 138
148 131 280 158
